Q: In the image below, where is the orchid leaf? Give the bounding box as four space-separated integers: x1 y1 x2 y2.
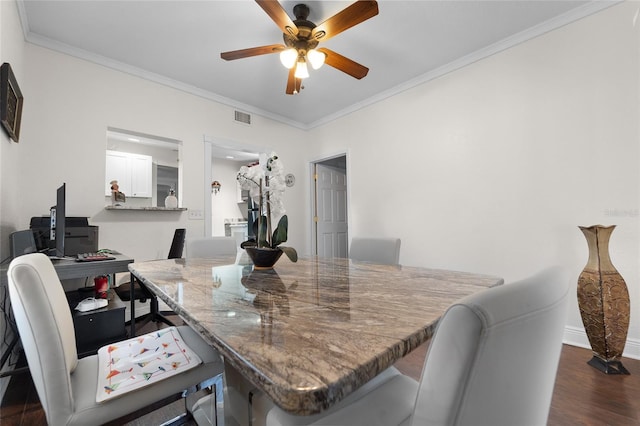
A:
272 215 289 247
280 246 298 262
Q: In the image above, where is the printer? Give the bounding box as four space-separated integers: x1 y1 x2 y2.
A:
30 216 99 256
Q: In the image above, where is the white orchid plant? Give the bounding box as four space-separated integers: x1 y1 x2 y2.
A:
237 152 298 262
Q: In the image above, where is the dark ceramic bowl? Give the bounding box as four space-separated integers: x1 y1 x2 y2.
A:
245 247 283 269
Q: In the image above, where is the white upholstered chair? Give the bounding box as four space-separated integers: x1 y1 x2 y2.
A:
7 253 224 425
349 237 401 265
186 236 238 258
266 266 570 426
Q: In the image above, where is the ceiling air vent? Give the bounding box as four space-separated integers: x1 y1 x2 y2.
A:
234 111 251 125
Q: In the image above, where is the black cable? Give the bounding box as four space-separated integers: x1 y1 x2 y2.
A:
1 285 17 344
0 282 20 372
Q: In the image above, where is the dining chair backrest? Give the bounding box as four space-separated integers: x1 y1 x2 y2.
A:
186 236 238 258
168 228 186 259
410 266 570 426
349 237 401 265
7 253 79 424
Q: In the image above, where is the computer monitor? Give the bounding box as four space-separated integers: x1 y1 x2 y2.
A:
50 183 66 257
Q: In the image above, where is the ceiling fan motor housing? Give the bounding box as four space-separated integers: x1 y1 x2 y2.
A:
283 3 319 53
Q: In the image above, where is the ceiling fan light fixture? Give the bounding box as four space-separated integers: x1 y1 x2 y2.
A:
279 48 297 69
294 59 309 79
307 49 325 70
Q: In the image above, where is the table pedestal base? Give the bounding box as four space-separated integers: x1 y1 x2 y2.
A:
223 363 274 426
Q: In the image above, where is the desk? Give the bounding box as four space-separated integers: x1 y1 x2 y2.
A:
0 254 133 374
0 253 134 287
130 256 502 419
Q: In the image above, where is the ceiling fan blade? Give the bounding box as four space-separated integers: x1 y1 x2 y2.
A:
317 48 369 79
220 44 285 61
256 0 299 38
311 1 378 42
286 68 296 94
285 67 302 95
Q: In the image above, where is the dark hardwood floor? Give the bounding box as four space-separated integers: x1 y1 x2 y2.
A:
2 320 639 425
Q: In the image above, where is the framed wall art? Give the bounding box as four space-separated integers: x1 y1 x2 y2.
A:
1 63 24 142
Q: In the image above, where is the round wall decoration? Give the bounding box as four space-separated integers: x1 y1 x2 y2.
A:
285 173 295 187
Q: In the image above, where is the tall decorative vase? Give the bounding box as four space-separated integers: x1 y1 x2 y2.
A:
577 225 630 374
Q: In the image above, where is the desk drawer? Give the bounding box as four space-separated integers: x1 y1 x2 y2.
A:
67 291 127 358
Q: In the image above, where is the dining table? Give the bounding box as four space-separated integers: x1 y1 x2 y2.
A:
128 255 503 425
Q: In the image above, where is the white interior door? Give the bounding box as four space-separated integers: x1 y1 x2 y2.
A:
315 162 348 257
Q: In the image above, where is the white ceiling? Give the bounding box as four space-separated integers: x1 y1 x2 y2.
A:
17 0 616 129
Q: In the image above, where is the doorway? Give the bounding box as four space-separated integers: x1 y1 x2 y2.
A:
203 137 265 237
311 154 349 257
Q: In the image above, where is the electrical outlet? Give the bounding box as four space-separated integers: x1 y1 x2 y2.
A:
188 210 204 220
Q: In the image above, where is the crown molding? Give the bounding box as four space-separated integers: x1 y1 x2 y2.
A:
21 32 308 130
16 0 621 132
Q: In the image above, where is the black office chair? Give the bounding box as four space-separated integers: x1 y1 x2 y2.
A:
167 228 186 259
115 228 185 313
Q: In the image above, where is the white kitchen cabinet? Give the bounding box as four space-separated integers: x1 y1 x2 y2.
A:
105 150 152 198
105 151 129 195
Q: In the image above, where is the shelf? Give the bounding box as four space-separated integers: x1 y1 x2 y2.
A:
104 206 187 211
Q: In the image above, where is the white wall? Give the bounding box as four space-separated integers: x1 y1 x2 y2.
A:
309 1 640 357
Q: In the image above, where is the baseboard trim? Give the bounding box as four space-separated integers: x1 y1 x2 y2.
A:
564 325 640 360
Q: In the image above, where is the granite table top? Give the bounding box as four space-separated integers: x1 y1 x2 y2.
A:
129 256 503 415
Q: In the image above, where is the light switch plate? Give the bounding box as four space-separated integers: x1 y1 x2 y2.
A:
188 210 204 220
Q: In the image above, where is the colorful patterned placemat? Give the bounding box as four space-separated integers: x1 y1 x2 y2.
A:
96 327 202 402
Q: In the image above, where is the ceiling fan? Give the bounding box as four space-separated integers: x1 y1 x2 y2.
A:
220 0 379 95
